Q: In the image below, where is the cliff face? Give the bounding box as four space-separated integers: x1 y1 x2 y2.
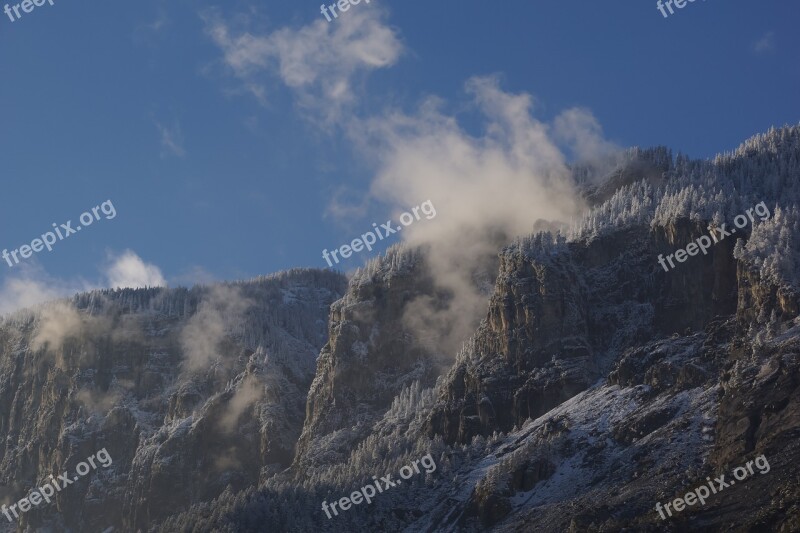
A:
424 216 742 445
404 225 798 531
451 322 799 532
295 246 441 467
425 240 593 445
457 272 800 532
0 269 346 532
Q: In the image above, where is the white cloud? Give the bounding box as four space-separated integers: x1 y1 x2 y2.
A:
553 107 619 162
147 8 168 32
202 6 403 123
752 31 776 54
324 185 371 221
0 265 95 316
0 277 62 315
179 285 252 372
30 302 83 353
105 250 167 289
362 76 587 239
218 375 264 433
134 7 169 42
171 266 216 288
155 120 185 157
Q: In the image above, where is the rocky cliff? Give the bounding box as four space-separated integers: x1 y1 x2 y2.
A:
295 246 442 468
424 216 742 445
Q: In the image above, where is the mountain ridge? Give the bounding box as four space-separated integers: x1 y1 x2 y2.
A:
2 126 800 532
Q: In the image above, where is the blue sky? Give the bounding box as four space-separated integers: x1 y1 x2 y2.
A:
0 0 797 310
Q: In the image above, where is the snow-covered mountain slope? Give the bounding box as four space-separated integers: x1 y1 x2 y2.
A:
0 269 347 532
159 125 800 533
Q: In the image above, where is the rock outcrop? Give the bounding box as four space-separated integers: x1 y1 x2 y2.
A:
295 246 441 467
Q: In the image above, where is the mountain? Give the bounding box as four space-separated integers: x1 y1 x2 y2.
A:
0 269 347 532
2 126 800 532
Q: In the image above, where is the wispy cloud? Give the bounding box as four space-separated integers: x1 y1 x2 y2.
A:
752 31 776 54
171 265 216 288
0 250 167 316
323 185 371 221
135 7 169 41
30 301 83 353
0 264 94 315
147 8 168 32
179 284 252 372
201 6 403 123
553 107 619 162
155 120 186 157
218 375 264 433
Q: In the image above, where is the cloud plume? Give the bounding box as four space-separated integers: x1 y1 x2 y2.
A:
218 375 264 434
30 301 83 353
350 77 608 356
179 285 252 372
